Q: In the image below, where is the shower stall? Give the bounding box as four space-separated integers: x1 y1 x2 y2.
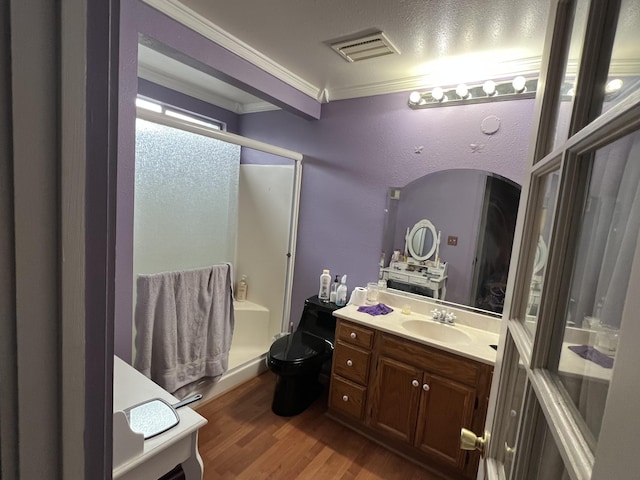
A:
131 108 302 400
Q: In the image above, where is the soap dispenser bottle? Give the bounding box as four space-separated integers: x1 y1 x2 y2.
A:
335 275 348 307
329 275 339 303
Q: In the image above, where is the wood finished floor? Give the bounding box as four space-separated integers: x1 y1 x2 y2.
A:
196 372 445 480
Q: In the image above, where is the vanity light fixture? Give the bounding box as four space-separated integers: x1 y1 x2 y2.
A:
605 78 623 93
455 83 471 100
408 76 538 109
409 75 630 110
408 91 424 106
482 80 497 96
512 75 527 93
432 87 446 102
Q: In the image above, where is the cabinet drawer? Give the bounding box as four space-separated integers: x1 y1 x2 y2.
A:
410 275 433 286
333 341 371 385
329 375 366 420
336 321 374 349
388 272 410 283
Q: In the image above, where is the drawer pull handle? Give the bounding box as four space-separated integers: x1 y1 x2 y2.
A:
423 384 430 392
412 380 420 387
342 395 349 402
350 332 357 339
346 359 353 367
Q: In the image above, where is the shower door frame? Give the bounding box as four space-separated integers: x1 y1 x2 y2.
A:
133 106 304 347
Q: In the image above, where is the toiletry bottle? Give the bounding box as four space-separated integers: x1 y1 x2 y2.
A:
335 275 348 307
237 275 248 301
329 275 339 303
318 269 331 302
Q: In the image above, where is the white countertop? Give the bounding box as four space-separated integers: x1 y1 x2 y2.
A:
113 356 208 478
333 291 614 382
333 303 499 365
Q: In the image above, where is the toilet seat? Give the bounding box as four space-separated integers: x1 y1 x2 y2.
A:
267 331 333 372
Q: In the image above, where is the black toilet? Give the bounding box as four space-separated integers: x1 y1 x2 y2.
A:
267 295 339 416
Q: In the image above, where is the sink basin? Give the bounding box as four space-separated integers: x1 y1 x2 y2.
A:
401 320 473 346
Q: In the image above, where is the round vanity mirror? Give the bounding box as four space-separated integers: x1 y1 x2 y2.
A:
533 236 548 274
407 219 438 261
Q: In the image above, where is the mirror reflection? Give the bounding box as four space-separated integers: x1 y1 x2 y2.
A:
381 169 521 314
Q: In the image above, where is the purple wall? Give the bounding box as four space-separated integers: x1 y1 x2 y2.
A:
115 0 322 361
239 94 535 323
115 0 535 350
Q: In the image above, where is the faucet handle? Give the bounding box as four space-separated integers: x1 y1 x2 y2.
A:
444 311 457 324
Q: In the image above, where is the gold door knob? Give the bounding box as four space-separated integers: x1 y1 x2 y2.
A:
460 428 488 456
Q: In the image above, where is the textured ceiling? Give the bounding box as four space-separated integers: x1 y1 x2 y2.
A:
145 0 639 106
177 0 551 98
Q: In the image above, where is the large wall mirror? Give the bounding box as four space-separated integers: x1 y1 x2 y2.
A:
381 169 521 314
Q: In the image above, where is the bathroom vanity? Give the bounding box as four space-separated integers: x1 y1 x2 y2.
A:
328 294 498 480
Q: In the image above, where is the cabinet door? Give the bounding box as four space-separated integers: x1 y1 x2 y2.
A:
369 356 422 444
414 372 475 469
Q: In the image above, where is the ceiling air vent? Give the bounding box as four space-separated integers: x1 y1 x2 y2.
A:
330 32 400 63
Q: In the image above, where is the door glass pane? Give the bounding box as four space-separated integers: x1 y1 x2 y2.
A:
551 0 590 151
498 336 528 478
599 0 640 115
521 411 570 480
554 129 640 443
523 169 560 338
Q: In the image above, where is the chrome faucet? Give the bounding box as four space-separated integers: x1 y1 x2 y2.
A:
431 308 456 325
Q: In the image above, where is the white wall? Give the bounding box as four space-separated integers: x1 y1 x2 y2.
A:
236 164 295 336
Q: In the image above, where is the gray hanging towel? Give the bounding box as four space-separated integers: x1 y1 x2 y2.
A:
134 264 234 393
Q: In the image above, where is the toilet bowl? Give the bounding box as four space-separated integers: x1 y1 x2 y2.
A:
267 295 339 416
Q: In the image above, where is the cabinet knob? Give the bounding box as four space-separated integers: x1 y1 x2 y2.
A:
423 384 430 391
342 395 349 402
412 380 420 387
350 332 357 339
346 359 353 367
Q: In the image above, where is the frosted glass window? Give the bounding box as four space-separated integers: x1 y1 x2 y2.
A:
134 118 240 277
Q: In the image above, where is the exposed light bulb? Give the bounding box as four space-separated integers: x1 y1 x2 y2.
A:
605 78 623 93
482 80 497 96
409 91 422 105
512 76 527 93
455 84 471 99
432 87 445 102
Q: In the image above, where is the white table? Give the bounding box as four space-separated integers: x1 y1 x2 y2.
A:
113 356 208 480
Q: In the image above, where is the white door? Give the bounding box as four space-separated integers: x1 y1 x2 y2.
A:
475 0 640 478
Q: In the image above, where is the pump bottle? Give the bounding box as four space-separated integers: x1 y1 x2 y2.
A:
237 275 248 301
329 275 339 303
335 275 348 307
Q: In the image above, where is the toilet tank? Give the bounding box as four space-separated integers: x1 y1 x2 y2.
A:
298 295 340 342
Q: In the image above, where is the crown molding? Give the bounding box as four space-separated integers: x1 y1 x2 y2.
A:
142 0 323 101
138 64 279 114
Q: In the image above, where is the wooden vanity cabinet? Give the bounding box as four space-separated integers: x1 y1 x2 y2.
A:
328 321 374 421
328 320 492 480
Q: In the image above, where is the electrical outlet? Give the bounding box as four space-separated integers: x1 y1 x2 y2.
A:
447 236 458 246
